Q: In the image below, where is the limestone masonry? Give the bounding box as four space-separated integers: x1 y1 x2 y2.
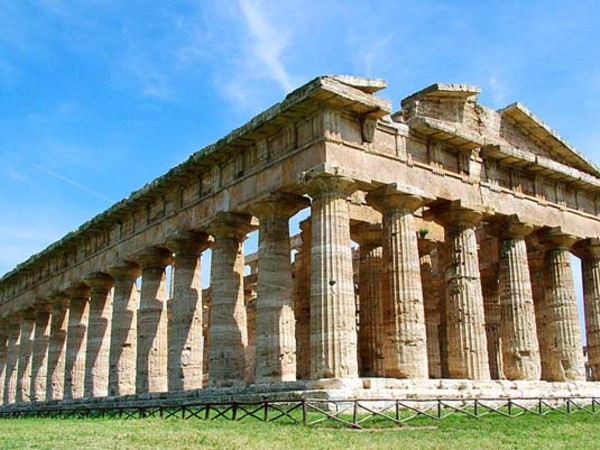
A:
2 75 600 406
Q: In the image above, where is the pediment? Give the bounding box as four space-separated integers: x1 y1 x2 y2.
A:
498 102 600 178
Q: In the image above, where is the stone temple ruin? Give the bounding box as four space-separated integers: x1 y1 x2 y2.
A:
1 75 600 409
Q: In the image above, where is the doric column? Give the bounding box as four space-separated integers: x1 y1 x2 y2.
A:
418 239 442 379
293 219 311 380
83 272 114 398
574 238 600 381
352 224 385 377
491 218 541 380
107 262 140 396
3 317 20 404
30 300 51 402
16 309 36 402
63 282 90 399
367 185 429 379
249 193 309 383
134 247 174 394
166 231 209 391
0 322 7 403
305 174 358 379
433 202 490 380
207 212 253 386
480 265 503 379
46 292 69 400
540 229 585 381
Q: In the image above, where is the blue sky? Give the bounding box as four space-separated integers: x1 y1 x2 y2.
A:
1 0 600 279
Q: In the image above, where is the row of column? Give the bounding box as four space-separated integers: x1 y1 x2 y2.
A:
2 176 600 405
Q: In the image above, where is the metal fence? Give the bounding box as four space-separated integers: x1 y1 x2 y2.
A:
0 397 599 428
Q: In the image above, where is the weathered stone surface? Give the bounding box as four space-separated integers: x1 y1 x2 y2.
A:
305 173 358 379
250 193 309 383
207 213 253 386
352 223 385 377
166 231 209 391
83 272 114 397
481 264 503 380
3 319 20 404
30 302 51 402
63 282 90 400
107 262 140 396
16 309 35 402
367 185 430 379
293 219 312 380
541 230 586 381
433 203 490 380
134 247 174 393
46 292 69 401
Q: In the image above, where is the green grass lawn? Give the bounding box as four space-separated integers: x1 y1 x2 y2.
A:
0 412 598 450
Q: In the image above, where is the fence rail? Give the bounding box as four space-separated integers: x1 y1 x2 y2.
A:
0 397 598 428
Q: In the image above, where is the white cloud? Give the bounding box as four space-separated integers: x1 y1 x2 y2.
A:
238 0 294 92
488 76 509 108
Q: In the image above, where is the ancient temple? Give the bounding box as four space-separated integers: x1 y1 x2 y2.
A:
1 75 600 406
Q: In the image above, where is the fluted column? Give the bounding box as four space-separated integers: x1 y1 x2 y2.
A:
294 219 312 380
166 231 209 391
46 292 69 400
107 262 140 396
305 174 358 379
16 309 36 403
352 224 385 377
63 283 90 399
0 323 7 403
574 239 600 381
367 185 429 379
207 213 253 386
493 219 541 380
83 272 114 398
250 193 309 383
134 247 174 394
30 301 51 402
3 318 20 404
481 266 503 379
541 230 585 381
418 239 442 379
434 203 490 380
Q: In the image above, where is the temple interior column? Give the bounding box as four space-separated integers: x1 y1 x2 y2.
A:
574 238 600 381
0 323 7 403
541 229 586 381
166 231 209 392
16 309 35 402
494 219 541 380
250 193 309 383
107 262 140 396
306 174 358 379
3 318 20 404
480 265 503 380
352 223 385 377
30 301 51 402
293 219 312 380
135 247 174 393
83 272 114 398
46 292 69 401
418 239 442 379
433 203 490 380
367 185 429 379
63 283 90 400
207 213 253 386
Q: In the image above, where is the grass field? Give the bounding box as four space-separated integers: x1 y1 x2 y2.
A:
0 411 598 450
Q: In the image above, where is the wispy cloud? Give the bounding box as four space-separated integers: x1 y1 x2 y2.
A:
238 0 294 92
488 76 509 108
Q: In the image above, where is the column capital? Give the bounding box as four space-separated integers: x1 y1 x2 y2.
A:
248 192 310 220
206 212 254 241
417 238 437 256
429 201 483 227
367 183 433 213
63 281 91 299
538 227 577 250
83 272 115 293
166 230 210 256
16 307 37 322
304 173 356 199
351 223 382 249
487 214 534 239
47 290 70 306
108 261 141 280
33 297 51 314
572 238 600 260
133 247 174 270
